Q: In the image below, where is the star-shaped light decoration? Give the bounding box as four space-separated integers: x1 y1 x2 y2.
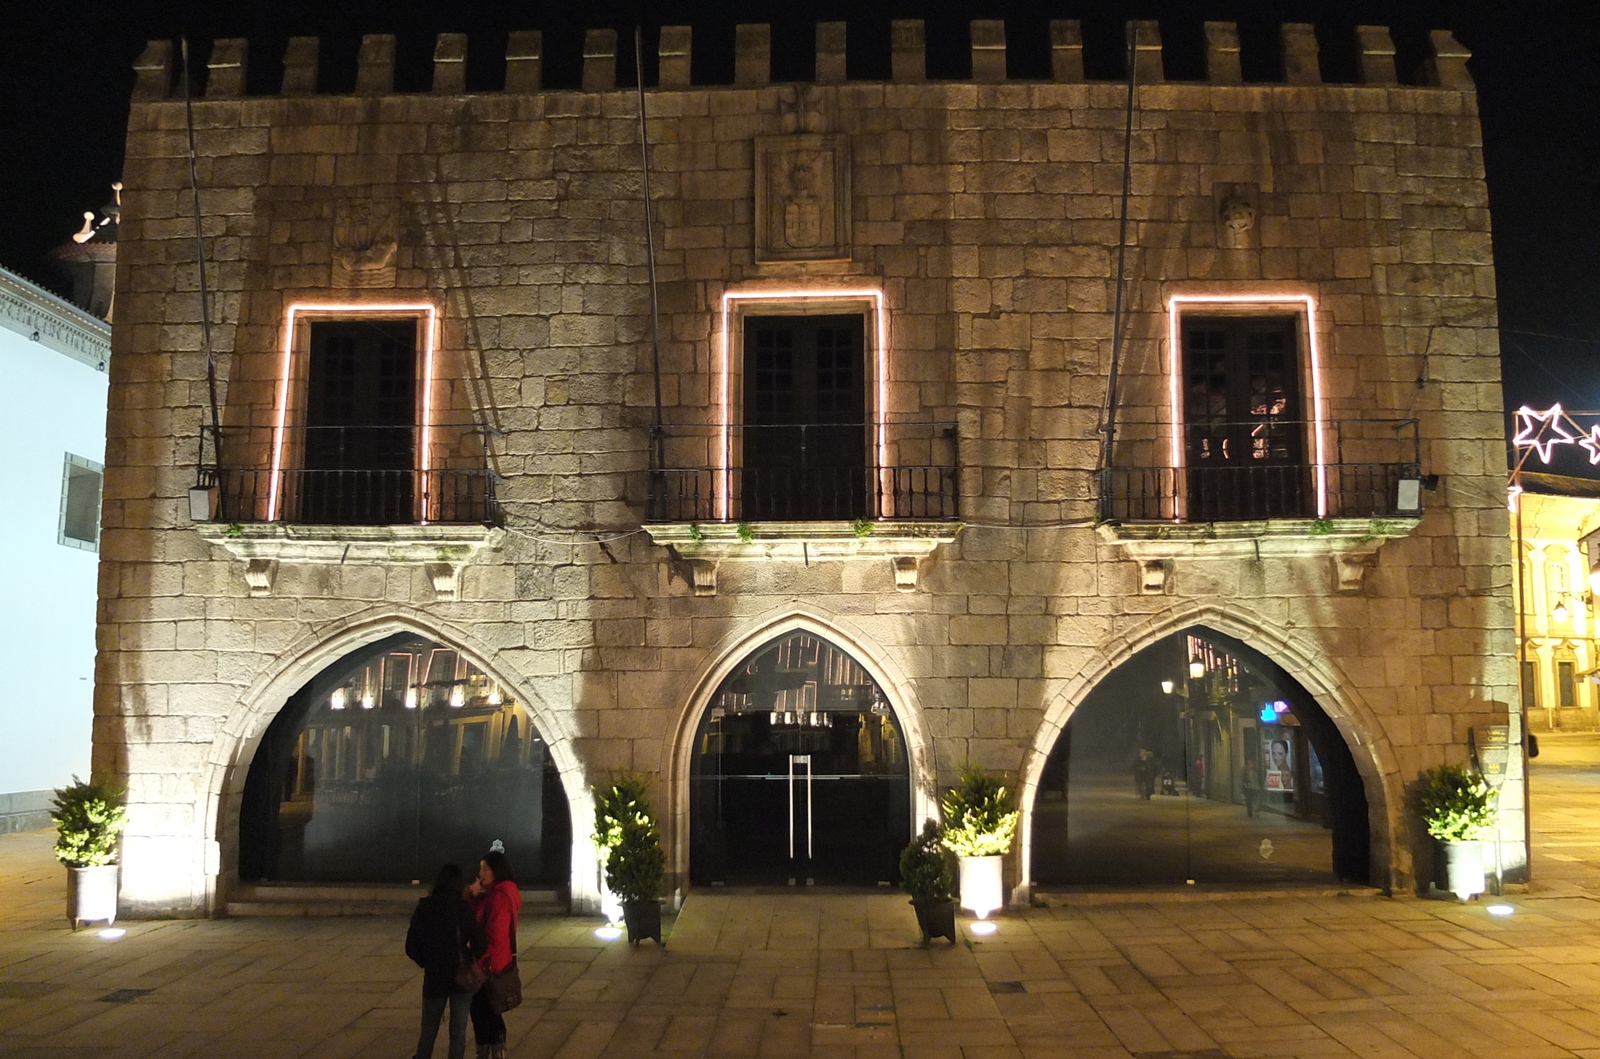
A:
1507 483 1523 513
1579 425 1600 465
1512 404 1577 464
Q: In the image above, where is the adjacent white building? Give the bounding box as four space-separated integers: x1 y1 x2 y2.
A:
0 264 110 830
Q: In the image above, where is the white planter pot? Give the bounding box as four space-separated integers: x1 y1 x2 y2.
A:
958 855 1004 919
67 864 119 929
1435 840 1485 901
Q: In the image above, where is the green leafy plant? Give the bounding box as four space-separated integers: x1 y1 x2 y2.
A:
1419 764 1496 842
606 815 665 905
939 762 1019 858
50 778 128 868
736 522 755 543
595 774 664 904
593 773 652 855
1308 518 1335 536
899 820 955 904
687 523 704 543
852 517 874 539
224 522 245 539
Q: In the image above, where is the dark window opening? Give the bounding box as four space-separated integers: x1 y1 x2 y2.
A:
59 455 103 550
291 319 418 524
741 314 868 520
1559 660 1577 709
1522 660 1539 712
1182 315 1307 520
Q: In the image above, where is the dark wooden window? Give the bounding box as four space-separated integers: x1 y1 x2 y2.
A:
1182 315 1306 519
1522 660 1538 712
741 314 867 520
298 320 418 523
1559 660 1577 709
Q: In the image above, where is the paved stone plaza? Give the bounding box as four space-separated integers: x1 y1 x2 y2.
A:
7 741 1600 1059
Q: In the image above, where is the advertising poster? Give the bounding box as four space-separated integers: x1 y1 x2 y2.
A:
1262 735 1294 792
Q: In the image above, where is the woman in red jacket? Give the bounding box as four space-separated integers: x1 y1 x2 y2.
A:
466 849 521 1059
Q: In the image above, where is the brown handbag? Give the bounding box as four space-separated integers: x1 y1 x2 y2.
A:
454 923 486 994
485 896 522 1013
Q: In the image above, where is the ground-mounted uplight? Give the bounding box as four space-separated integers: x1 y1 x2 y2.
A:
968 920 998 936
594 925 623 941
1487 904 1515 917
98 928 126 940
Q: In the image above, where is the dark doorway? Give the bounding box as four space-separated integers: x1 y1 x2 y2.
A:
296 319 418 523
1182 315 1308 520
690 632 911 886
1031 627 1369 888
239 634 571 887
741 314 868 520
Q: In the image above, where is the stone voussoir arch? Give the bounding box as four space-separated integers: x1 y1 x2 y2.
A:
201 604 599 910
1016 599 1403 895
663 602 939 891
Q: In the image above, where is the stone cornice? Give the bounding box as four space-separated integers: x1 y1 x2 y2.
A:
0 265 110 371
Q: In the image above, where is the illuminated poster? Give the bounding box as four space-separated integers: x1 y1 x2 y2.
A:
1262 735 1295 792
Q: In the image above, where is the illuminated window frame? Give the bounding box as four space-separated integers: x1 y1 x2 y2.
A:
717 288 888 521
267 302 439 523
1165 293 1327 519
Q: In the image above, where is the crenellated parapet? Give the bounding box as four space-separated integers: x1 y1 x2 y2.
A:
130 21 1474 100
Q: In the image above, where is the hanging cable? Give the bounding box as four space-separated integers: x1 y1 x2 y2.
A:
634 26 666 475
180 37 223 474
1097 25 1140 474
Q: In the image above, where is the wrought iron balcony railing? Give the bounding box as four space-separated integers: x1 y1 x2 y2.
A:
203 424 499 526
1098 419 1421 523
646 422 959 523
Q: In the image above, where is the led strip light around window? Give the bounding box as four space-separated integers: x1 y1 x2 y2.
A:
268 303 438 523
718 289 888 522
1165 293 1327 519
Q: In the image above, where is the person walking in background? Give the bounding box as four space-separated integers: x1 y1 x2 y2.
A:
1132 749 1157 799
405 864 486 1059
467 847 522 1059
1241 761 1260 818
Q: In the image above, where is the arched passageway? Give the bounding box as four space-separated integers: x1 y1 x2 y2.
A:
1032 627 1369 887
238 633 571 886
689 631 912 886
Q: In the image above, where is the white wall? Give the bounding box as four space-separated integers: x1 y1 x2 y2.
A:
0 322 107 795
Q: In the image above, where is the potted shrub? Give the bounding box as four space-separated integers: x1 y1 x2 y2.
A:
1419 764 1496 900
940 762 1019 919
593 774 652 925
50 778 128 930
899 820 956 944
607 814 666 945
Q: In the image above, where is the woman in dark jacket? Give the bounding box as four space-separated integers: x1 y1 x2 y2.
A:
405 864 487 1059
466 849 522 1059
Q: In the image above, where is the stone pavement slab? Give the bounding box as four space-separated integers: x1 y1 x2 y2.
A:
11 828 1600 1058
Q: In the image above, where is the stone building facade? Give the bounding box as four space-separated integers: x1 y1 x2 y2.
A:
101 20 1515 915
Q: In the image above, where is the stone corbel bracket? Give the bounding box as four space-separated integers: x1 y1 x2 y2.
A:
1097 517 1420 594
198 524 504 601
647 520 962 595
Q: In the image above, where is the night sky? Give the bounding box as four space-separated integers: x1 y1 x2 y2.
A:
5 1 1596 460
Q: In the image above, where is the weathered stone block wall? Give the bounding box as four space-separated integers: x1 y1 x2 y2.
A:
99 23 1514 913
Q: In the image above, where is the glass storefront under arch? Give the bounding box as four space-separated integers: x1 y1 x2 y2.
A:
690 631 912 887
239 634 571 886
1031 628 1369 888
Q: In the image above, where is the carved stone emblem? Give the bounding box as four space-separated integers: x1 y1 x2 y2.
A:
332 200 398 287
755 135 851 263
1215 183 1259 249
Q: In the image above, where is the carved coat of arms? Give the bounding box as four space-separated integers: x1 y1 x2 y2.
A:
755 135 851 263
331 200 398 287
